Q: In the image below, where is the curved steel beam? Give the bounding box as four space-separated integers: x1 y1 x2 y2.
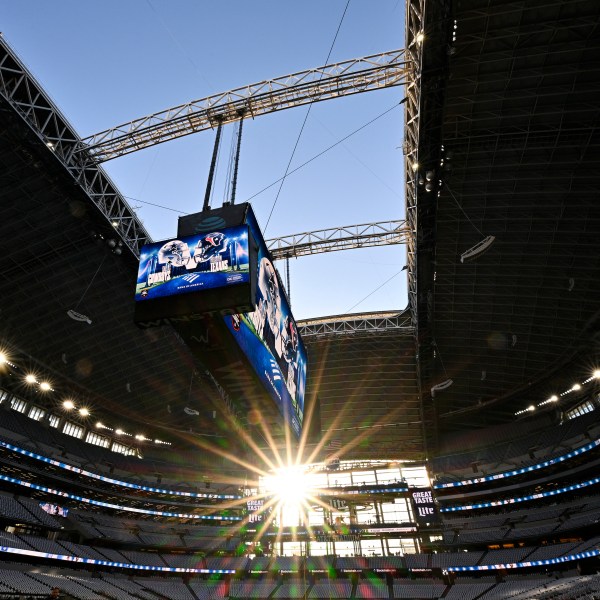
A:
267 220 410 260
80 49 411 163
0 36 151 258
298 310 413 338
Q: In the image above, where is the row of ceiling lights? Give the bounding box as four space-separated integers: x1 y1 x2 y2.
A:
0 354 52 393
515 370 600 416
0 350 169 445
409 14 456 47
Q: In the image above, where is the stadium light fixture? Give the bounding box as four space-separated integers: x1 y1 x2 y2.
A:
460 235 496 263
67 310 92 325
115 429 124 435
39 381 52 391
25 374 37 384
0 352 7 364
79 408 90 417
96 421 104 429
63 399 75 410
431 379 453 397
516 369 599 415
538 394 559 407
416 32 424 44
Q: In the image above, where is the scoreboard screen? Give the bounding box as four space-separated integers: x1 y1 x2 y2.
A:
134 224 256 323
223 208 307 438
135 202 308 441
135 225 250 301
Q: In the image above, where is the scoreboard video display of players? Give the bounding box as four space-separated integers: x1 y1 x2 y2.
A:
223 208 307 439
134 203 307 440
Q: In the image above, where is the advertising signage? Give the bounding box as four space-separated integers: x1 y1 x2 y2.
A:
246 498 265 524
134 225 256 324
222 208 307 438
410 488 438 525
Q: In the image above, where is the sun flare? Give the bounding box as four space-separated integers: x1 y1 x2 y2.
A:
263 465 310 508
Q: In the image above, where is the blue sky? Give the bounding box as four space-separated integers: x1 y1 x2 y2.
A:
3 0 407 320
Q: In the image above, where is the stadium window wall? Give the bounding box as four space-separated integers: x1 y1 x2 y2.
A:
0 385 139 455
85 431 110 448
327 540 358 557
266 467 422 527
314 498 412 527
27 405 45 421
263 462 427 556
352 470 376 485
10 396 27 413
279 541 304 556
111 440 137 456
567 399 596 419
62 421 84 439
329 471 352 487
381 499 412 523
387 538 418 555
361 538 388 555
375 468 405 485
296 538 417 556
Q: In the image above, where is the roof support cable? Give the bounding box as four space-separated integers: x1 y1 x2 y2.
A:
202 118 223 211
445 183 496 263
285 255 292 308
223 122 238 205
66 254 108 325
264 0 351 233
229 112 245 206
430 339 453 398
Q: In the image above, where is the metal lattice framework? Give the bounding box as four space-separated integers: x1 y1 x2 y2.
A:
0 29 426 463
80 49 411 163
0 39 412 265
298 311 413 338
404 0 424 336
0 36 152 258
300 309 423 461
267 220 410 260
422 0 600 435
402 0 429 454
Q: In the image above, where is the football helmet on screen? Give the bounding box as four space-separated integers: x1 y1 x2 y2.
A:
158 240 191 267
282 316 299 365
258 257 281 333
194 232 228 263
